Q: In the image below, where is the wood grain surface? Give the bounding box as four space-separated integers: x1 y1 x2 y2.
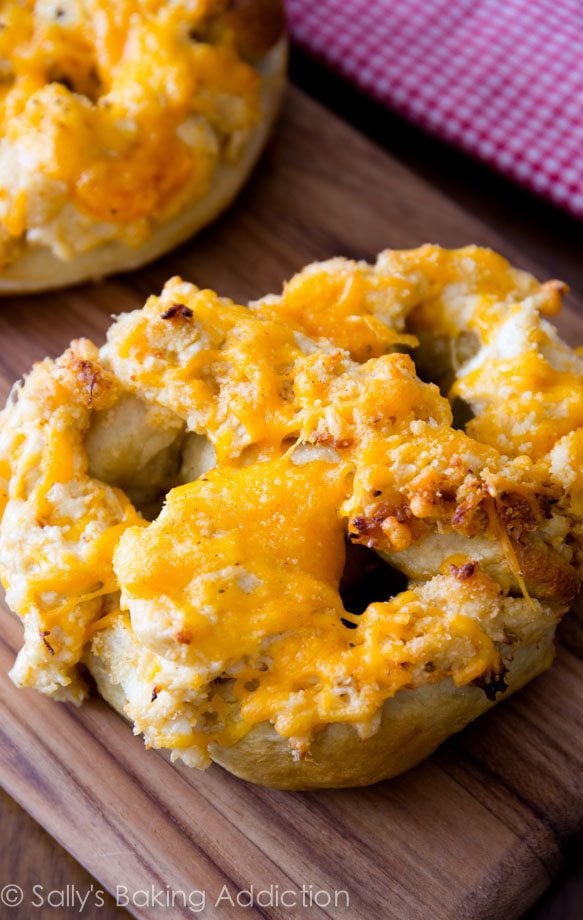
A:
1 86 583 920
0 788 129 919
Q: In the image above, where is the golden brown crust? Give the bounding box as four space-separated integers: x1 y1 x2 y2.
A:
87 629 555 789
2 245 578 789
513 540 579 609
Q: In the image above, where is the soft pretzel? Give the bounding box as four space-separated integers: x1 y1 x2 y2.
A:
0 248 579 788
261 246 583 576
0 0 286 293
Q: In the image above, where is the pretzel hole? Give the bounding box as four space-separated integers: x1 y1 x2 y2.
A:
48 64 102 103
339 542 408 617
451 396 475 430
86 396 216 520
410 330 481 396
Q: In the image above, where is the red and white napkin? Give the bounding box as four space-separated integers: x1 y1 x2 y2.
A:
286 0 583 219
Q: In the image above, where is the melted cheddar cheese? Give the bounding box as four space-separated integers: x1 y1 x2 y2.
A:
456 347 583 459
0 340 143 699
1 245 579 764
255 257 419 361
113 456 541 758
0 0 261 263
382 245 583 464
102 278 311 461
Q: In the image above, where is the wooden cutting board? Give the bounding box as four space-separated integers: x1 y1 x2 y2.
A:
1 87 582 920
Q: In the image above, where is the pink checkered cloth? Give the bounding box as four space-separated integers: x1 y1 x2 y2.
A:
286 0 583 219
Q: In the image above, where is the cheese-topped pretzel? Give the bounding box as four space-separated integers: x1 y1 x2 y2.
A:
0 0 286 292
265 246 583 578
0 249 579 788
100 278 576 595
293 350 576 607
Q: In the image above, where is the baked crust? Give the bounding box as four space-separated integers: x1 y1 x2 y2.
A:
87 629 555 789
211 633 556 788
1 247 579 789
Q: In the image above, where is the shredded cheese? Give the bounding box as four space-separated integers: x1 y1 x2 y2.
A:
0 245 578 758
0 1 261 263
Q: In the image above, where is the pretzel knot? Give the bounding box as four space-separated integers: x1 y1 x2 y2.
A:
1 246 580 783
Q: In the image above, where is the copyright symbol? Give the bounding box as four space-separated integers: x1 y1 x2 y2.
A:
1 885 24 907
